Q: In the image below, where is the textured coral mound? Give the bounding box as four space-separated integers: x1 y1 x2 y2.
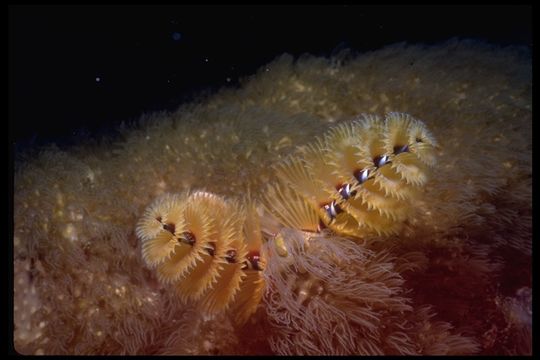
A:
13 39 531 355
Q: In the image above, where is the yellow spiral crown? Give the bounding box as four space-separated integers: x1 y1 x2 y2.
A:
262 112 437 238
136 191 265 325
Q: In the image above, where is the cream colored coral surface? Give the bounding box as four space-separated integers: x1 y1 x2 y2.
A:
13 39 531 355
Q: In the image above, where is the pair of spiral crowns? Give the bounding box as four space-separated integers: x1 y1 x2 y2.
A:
136 112 437 323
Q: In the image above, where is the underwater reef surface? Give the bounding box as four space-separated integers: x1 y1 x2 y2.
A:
13 39 531 355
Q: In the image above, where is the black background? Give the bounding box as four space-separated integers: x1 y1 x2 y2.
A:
9 5 532 150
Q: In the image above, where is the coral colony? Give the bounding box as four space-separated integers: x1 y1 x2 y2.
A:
14 40 531 355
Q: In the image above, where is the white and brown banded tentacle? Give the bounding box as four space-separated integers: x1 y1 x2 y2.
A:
155 197 214 284
156 214 265 272
139 194 187 268
137 191 266 325
264 112 437 238
272 153 362 236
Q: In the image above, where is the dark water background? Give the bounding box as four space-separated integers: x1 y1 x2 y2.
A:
9 5 532 151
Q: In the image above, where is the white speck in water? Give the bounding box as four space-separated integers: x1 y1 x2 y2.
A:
226 77 231 82
95 77 101 82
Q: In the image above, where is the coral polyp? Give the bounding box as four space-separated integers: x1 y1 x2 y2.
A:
262 228 479 355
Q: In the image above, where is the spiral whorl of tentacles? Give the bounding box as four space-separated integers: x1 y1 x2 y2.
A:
262 112 437 238
136 112 437 325
136 191 265 325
